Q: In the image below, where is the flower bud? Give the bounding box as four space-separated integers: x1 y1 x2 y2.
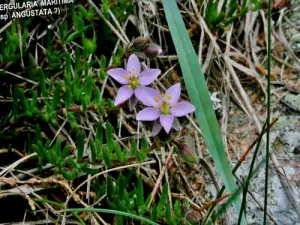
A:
178 143 198 164
134 51 146 62
144 43 163 58
185 210 202 225
132 36 150 50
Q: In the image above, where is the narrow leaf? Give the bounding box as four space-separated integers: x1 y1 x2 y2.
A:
107 176 114 199
105 122 113 151
59 208 160 225
157 183 168 214
137 175 144 206
89 139 97 163
76 131 84 161
51 83 61 109
162 1 245 222
151 204 157 222
102 147 112 168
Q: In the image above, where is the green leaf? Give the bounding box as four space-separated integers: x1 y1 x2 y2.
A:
97 105 106 116
157 183 168 214
59 208 160 225
227 0 238 17
105 122 113 150
65 87 72 108
76 131 85 161
29 91 38 113
137 150 147 163
115 198 127 211
37 141 50 164
89 139 97 163
95 123 103 151
12 86 20 117
75 47 81 73
166 202 173 225
61 168 78 180
77 4 88 16
67 112 79 131
130 139 137 156
81 166 99 175
32 144 45 164
116 175 125 199
65 25 93 43
151 204 157 222
51 83 61 109
61 146 70 160
205 1 219 27
19 89 30 115
102 147 111 168
137 175 144 206
162 1 245 222
113 141 122 160
65 54 72 76
117 215 124 225
107 176 114 199
100 55 106 69
84 76 93 102
93 86 101 104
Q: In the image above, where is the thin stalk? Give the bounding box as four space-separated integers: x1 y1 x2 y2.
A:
264 0 272 224
202 118 278 224
237 121 267 224
59 208 160 225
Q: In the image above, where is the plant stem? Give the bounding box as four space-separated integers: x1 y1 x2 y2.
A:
264 0 272 223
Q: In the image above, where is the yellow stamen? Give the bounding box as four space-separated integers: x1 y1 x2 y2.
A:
173 103 178 107
154 96 159 103
160 101 170 115
127 75 140 90
167 94 172 100
123 75 130 80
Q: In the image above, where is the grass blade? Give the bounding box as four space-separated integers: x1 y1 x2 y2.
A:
162 1 245 222
264 0 272 223
59 208 160 225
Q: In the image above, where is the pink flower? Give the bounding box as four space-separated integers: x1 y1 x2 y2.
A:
136 83 196 134
107 54 161 106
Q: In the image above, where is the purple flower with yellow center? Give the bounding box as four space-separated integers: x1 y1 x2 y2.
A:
107 54 161 106
136 83 196 134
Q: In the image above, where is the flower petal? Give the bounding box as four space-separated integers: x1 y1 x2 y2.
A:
136 107 160 121
151 119 163 137
126 54 141 77
165 83 181 104
107 68 129 84
160 115 174 133
128 95 138 111
134 86 149 106
139 69 161 85
114 85 134 106
145 87 162 107
171 102 195 117
172 117 181 131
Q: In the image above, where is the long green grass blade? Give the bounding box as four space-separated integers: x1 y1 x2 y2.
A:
59 208 160 225
162 1 245 222
264 0 272 224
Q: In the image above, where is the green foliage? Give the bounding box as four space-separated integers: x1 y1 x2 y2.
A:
30 121 140 181
137 175 144 206
0 2 189 225
204 0 263 29
76 131 85 161
0 22 28 66
163 1 246 223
